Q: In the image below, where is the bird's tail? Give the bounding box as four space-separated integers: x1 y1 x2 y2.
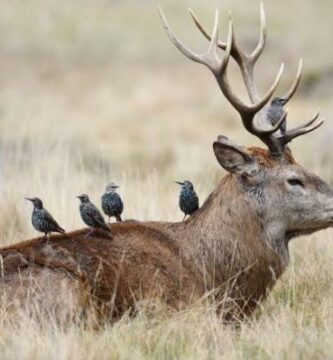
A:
57 226 66 234
116 214 122 222
100 222 112 234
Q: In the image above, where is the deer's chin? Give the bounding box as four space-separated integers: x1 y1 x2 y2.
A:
286 223 333 241
286 229 314 240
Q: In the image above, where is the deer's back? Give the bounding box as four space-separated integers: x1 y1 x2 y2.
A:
0 222 204 319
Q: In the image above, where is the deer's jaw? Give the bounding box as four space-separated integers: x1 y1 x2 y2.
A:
281 190 333 242
285 215 333 241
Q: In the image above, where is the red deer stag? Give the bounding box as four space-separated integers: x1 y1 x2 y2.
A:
0 5 332 321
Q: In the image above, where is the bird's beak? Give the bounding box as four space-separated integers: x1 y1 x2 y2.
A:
25 197 33 202
175 181 184 186
76 195 82 199
113 185 120 189
280 97 288 105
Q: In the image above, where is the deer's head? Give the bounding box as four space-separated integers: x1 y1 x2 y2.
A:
160 4 333 243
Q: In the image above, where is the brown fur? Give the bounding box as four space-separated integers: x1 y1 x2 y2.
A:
247 147 296 167
0 224 205 321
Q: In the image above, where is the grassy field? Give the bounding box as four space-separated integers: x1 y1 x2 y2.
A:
0 0 333 358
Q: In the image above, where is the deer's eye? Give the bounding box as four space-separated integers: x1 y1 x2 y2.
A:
287 178 304 188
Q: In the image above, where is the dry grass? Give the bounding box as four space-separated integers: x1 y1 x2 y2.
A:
0 0 333 358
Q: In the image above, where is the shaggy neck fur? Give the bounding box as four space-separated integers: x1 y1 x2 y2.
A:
166 172 286 308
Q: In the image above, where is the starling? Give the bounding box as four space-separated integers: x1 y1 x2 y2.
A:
77 194 112 236
267 97 287 135
175 180 199 221
101 182 124 223
25 197 65 238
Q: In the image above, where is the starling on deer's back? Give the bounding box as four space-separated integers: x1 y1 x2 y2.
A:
101 182 124 223
77 194 112 236
267 97 287 136
25 197 65 238
176 180 199 221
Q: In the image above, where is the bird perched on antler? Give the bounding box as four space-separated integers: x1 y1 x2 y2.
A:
101 182 124 223
25 197 65 239
176 180 199 221
267 97 288 135
77 194 112 237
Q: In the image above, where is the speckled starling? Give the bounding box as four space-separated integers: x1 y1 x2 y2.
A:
267 97 287 135
101 182 124 223
176 180 199 221
77 194 112 236
25 197 65 238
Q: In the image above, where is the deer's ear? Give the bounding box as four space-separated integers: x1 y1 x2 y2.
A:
213 138 259 177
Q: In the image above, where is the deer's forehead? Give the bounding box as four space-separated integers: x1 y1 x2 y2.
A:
247 147 296 167
265 165 327 186
268 163 304 174
276 163 301 172
264 163 304 178
245 148 315 181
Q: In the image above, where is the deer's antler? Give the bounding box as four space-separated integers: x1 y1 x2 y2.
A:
159 4 324 155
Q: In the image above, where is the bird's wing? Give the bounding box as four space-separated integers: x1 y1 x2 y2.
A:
86 204 106 225
116 193 124 209
101 193 109 212
195 192 200 207
266 106 273 122
43 209 64 231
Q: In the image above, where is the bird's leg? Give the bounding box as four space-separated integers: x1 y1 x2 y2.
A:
43 232 50 244
85 227 95 238
182 214 187 221
108 216 111 224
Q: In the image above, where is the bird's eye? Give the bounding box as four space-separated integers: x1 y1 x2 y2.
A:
287 178 304 187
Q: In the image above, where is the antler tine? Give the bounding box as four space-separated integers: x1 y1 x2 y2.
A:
284 118 325 144
219 18 233 75
159 7 222 73
189 8 227 50
289 110 320 132
158 7 205 65
215 19 252 115
279 112 325 145
251 63 284 113
208 10 220 57
250 2 267 63
281 59 303 104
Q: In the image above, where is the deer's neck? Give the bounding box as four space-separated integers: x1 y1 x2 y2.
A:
169 175 287 293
